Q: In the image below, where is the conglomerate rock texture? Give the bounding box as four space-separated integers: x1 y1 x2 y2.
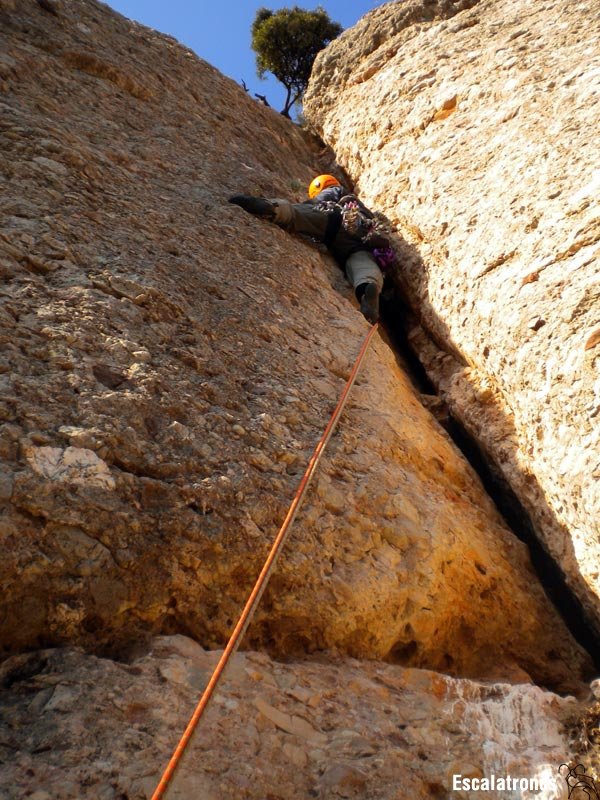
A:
0 636 580 800
0 0 589 687
0 0 597 797
304 0 600 639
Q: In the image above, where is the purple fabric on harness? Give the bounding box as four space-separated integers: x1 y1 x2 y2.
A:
372 247 396 270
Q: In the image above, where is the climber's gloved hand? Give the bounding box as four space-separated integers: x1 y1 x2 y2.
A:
228 195 276 220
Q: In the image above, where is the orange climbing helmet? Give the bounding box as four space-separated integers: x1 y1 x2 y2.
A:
308 174 341 199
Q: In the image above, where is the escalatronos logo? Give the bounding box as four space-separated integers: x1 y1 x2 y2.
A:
560 763 600 799
451 765 600 796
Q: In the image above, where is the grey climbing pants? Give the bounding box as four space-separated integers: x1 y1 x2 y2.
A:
271 199 383 292
345 250 384 292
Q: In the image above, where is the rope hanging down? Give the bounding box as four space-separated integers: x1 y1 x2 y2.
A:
151 322 379 800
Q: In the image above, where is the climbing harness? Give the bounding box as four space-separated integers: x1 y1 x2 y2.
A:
318 194 373 244
317 194 396 269
150 322 380 800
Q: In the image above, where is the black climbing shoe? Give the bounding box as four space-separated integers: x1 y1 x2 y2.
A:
360 282 380 325
228 195 276 220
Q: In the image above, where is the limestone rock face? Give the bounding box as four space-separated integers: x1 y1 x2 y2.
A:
0 635 581 799
304 0 600 634
0 1 597 796
0 0 593 691
0 0 591 690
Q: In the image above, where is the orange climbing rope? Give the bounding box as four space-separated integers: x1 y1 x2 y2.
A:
150 322 379 800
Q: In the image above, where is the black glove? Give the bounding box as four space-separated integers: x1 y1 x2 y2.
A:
229 195 276 220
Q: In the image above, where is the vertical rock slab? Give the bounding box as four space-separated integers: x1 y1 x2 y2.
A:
0 0 592 691
305 0 600 634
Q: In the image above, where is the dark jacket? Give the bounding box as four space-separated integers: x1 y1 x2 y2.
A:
303 185 376 263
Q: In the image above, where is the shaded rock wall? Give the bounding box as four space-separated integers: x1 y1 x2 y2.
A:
304 0 600 635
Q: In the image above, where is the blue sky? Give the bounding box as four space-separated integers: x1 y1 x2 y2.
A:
104 1 386 113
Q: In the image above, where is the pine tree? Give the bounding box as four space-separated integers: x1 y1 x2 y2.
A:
251 6 342 118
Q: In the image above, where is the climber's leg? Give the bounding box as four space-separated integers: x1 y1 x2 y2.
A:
346 250 383 324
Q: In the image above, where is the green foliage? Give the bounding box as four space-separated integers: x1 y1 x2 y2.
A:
251 6 342 118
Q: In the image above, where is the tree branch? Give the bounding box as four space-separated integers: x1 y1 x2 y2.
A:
281 85 293 117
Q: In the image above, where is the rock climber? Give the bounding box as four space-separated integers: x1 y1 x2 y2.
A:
229 174 393 325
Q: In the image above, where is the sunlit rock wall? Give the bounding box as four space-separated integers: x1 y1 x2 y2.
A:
0 0 590 687
305 0 600 636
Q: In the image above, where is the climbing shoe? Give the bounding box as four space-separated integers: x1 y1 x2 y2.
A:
360 282 380 325
228 195 276 220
